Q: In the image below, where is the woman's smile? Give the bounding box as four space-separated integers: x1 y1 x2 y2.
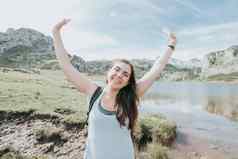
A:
111 76 123 84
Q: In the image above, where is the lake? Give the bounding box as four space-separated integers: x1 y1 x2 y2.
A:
140 81 238 155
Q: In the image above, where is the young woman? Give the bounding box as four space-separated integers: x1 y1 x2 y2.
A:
52 19 177 159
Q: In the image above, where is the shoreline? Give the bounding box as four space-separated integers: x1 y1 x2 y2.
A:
1 67 237 85
0 109 176 159
169 128 238 159
0 109 238 159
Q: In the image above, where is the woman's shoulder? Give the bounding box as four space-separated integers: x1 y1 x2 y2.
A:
86 85 103 104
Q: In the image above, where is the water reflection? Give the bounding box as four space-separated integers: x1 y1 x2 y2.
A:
142 93 238 121
139 82 238 152
141 82 238 122
204 96 238 121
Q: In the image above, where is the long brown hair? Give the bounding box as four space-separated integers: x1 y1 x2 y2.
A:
109 59 139 138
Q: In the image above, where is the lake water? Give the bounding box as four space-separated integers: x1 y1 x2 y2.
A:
139 81 238 154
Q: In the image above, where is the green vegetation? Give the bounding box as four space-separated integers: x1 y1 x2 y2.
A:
207 72 238 82
136 114 177 149
33 126 66 144
0 68 176 159
0 52 56 69
146 143 169 159
0 69 87 113
135 114 175 159
0 146 48 159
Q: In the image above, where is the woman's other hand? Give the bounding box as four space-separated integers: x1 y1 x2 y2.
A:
168 32 177 46
52 18 71 33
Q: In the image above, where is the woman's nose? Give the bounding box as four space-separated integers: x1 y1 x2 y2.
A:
116 72 123 78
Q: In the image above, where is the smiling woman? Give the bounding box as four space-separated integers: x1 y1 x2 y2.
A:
52 18 176 159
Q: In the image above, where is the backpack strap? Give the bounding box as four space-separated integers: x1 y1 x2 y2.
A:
85 86 103 125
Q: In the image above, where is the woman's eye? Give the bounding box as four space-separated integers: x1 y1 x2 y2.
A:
114 67 120 71
122 72 129 78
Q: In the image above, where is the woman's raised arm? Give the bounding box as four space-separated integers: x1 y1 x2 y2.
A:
52 19 97 96
136 33 177 97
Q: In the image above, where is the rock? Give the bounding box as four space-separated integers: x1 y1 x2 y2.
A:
201 45 238 80
54 108 76 115
0 67 13 72
0 28 53 55
37 142 54 153
130 59 153 78
33 126 66 144
0 111 87 159
2 27 236 82
13 68 32 74
0 27 202 80
161 68 201 81
85 60 112 75
169 57 202 69
0 28 54 69
0 109 177 159
69 54 87 72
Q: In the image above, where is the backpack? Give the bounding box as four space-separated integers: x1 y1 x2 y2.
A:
85 86 103 126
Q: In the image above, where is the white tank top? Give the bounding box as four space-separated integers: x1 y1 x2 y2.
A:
84 88 135 159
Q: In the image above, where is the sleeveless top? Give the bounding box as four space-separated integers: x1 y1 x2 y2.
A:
83 88 135 159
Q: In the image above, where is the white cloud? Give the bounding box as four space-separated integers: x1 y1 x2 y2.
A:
174 0 203 16
1 0 237 61
175 22 238 60
73 47 164 61
178 21 238 36
0 0 80 34
173 47 216 60
76 46 212 62
61 29 119 51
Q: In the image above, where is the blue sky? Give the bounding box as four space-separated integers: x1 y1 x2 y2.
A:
1 0 238 61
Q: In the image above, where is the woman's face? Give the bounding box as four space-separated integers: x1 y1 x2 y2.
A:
106 61 132 90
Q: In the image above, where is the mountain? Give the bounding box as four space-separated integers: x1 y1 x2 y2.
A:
0 28 54 68
0 28 53 54
201 45 238 81
168 58 202 69
0 27 237 82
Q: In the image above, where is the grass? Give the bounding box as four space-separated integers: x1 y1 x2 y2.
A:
33 126 66 144
207 72 238 82
137 114 177 148
0 68 106 128
0 152 48 159
0 68 177 159
0 69 89 113
146 143 169 159
0 146 48 159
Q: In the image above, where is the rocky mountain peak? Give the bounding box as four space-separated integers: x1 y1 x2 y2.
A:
0 27 53 54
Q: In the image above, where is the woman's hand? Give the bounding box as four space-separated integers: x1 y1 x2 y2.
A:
52 18 71 33
168 32 177 46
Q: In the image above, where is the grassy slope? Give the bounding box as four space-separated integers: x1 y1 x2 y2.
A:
0 69 97 113
207 72 238 82
0 68 179 159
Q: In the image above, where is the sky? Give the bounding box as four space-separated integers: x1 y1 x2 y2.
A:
1 0 238 61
